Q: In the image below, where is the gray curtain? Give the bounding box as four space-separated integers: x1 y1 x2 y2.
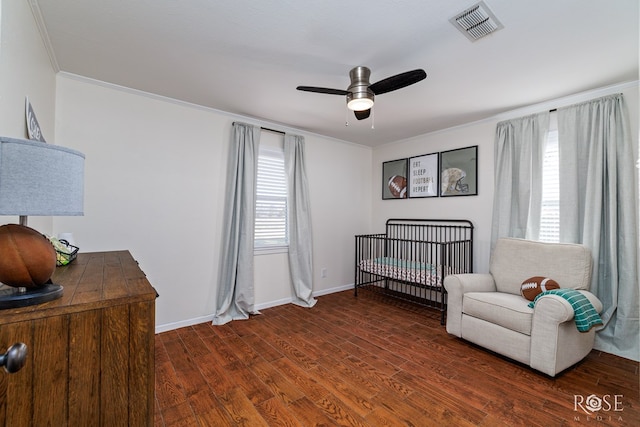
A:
491 112 550 247
558 94 639 361
284 134 317 308
213 122 261 325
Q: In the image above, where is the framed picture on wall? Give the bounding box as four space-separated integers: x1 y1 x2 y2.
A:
25 97 46 142
440 145 478 197
382 158 408 199
408 153 439 198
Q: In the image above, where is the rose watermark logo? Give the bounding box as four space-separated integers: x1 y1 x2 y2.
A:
574 394 624 422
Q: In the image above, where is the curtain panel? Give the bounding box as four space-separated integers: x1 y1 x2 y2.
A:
491 112 550 247
284 134 317 308
491 94 639 361
213 123 261 325
558 94 639 360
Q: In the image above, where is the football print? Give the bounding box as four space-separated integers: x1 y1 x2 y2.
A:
388 175 407 198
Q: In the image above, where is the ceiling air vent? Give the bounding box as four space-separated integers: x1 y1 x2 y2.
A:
450 1 504 42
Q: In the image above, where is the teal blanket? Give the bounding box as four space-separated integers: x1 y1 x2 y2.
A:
528 288 603 332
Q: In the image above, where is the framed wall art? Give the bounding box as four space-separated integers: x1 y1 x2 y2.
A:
382 158 408 199
439 145 477 197
25 97 46 142
408 153 439 198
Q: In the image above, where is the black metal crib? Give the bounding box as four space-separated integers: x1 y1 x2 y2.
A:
355 219 474 324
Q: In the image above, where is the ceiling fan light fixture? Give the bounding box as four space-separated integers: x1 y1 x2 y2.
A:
346 92 374 111
296 65 426 119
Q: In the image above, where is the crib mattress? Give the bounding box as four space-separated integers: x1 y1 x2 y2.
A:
359 257 443 287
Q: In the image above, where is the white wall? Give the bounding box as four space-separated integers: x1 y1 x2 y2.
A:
252 130 375 309
372 81 639 274
0 0 56 233
373 121 496 272
0 0 55 139
53 74 372 331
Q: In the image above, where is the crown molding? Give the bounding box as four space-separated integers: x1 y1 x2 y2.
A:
56 72 369 149
28 0 60 72
387 80 639 147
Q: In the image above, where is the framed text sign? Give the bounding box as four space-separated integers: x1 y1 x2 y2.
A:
408 153 438 198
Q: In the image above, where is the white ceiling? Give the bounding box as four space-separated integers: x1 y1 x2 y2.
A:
33 0 638 147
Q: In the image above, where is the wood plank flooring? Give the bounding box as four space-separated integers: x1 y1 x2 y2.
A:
154 289 639 426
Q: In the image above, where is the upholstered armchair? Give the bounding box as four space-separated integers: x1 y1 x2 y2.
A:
444 237 602 377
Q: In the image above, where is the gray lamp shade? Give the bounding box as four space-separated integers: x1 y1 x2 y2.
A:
0 136 84 216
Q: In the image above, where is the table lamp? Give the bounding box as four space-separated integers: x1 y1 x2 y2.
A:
0 136 84 308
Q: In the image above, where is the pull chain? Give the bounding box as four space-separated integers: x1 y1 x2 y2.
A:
371 107 375 130
345 106 349 127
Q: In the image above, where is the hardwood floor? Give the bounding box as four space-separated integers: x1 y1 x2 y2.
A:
154 290 639 426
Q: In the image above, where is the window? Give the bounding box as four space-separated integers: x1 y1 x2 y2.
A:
254 145 288 249
540 128 559 242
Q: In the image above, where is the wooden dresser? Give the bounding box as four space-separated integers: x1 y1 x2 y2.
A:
0 251 157 427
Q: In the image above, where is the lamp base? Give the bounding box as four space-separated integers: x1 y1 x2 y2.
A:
0 283 63 309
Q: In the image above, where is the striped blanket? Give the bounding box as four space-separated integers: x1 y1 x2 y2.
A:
528 288 603 332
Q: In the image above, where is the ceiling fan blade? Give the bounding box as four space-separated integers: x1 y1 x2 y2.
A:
354 109 371 120
296 86 349 96
369 69 427 95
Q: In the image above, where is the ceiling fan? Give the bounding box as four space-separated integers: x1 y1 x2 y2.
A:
296 66 427 120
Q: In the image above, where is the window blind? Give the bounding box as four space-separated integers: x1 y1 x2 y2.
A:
255 147 288 248
540 129 559 242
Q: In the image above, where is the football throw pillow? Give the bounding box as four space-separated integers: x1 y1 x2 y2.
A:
521 276 560 301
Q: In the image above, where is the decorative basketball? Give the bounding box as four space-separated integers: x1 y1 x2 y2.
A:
388 175 407 198
521 276 560 301
0 224 56 288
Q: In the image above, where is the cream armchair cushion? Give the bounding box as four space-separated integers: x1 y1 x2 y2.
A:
444 238 602 377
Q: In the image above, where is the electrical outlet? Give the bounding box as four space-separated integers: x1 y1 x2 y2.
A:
321 268 327 278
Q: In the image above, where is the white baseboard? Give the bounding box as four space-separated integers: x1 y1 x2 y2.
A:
255 297 293 311
312 283 353 297
155 315 215 334
155 283 354 334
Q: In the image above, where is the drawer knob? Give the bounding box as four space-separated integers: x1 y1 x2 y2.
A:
0 343 27 374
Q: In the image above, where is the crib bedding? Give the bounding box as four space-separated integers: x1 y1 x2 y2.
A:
358 257 443 287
